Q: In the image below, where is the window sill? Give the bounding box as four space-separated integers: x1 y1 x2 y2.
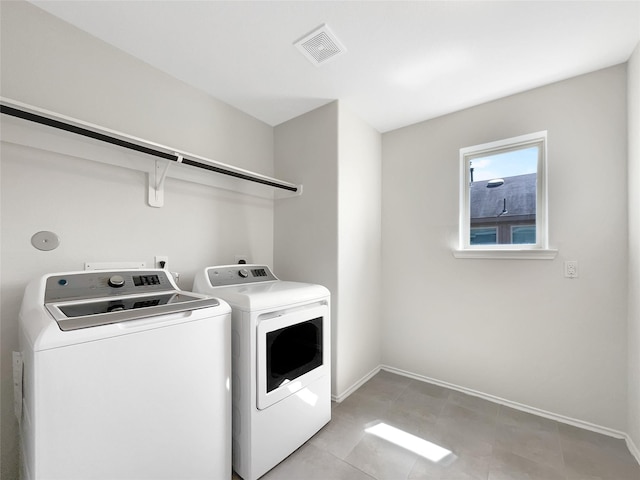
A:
452 248 558 260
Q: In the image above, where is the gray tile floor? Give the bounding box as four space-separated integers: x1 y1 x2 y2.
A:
250 370 640 480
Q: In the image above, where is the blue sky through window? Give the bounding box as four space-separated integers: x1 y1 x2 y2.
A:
472 146 538 181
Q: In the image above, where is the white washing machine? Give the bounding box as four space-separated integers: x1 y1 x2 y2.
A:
193 265 331 480
18 269 231 480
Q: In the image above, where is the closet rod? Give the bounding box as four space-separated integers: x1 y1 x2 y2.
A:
0 99 300 193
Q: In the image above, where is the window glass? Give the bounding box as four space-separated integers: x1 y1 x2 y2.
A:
512 225 536 244
459 132 547 251
470 227 497 245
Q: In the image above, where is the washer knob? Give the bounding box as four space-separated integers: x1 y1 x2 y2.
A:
238 268 249 278
108 275 125 288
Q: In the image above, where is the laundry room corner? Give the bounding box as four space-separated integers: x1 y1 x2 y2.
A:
3 1 638 478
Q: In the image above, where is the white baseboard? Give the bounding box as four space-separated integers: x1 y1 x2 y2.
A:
627 435 640 465
333 362 639 466
381 364 631 441
331 366 381 403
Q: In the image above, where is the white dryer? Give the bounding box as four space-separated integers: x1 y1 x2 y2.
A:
193 265 331 480
18 269 231 480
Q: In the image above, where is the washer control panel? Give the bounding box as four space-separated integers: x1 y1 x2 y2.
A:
206 264 278 287
44 270 172 302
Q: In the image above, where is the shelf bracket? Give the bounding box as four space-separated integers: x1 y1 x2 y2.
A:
148 155 181 207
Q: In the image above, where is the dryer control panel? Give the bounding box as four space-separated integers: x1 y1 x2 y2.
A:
206 264 278 287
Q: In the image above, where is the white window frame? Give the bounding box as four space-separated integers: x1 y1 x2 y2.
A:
454 131 557 259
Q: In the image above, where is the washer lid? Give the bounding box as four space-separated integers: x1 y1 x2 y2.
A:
46 292 220 331
41 269 220 331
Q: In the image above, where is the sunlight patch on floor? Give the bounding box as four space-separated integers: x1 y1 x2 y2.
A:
364 422 456 464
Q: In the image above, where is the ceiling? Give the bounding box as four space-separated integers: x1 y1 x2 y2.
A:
29 1 640 133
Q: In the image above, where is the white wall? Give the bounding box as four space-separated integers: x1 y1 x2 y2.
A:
273 101 339 287
628 42 640 456
336 106 382 396
0 2 275 478
382 65 629 432
274 102 340 391
274 101 382 398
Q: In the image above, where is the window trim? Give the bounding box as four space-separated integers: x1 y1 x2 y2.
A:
454 131 557 260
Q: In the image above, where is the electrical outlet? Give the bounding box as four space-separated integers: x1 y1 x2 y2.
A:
155 256 169 269
235 255 248 265
564 260 578 278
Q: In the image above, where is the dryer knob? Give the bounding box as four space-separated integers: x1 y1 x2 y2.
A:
108 275 125 288
238 268 249 278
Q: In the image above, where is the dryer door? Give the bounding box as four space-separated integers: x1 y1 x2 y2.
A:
256 302 329 410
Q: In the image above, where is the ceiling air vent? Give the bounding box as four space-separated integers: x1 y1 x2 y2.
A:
294 24 346 66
